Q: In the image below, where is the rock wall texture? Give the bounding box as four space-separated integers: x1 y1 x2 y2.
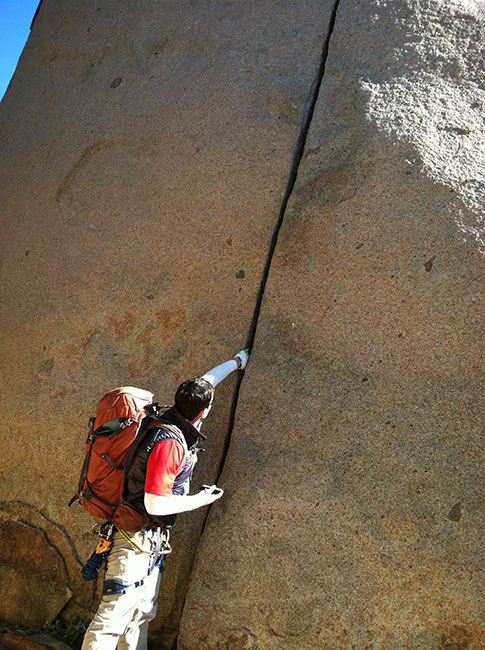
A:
178 1 485 649
0 0 483 649
0 0 336 646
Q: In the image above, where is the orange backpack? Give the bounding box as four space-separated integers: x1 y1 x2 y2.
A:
69 387 157 522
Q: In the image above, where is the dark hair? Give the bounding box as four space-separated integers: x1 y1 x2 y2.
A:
174 378 214 421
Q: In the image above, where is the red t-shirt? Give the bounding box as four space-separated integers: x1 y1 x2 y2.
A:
145 439 184 496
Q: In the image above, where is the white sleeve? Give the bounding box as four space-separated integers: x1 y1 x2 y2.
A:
145 487 223 515
201 359 238 387
145 491 207 515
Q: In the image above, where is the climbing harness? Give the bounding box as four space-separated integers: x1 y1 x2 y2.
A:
81 521 171 591
117 526 171 567
100 527 170 596
102 577 156 596
117 527 151 554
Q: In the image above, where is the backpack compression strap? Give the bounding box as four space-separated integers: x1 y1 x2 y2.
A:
68 414 157 510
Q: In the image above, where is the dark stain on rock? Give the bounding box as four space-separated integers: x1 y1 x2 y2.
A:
110 77 122 89
379 553 392 568
424 255 436 272
447 501 462 522
236 269 245 279
56 141 115 201
443 125 474 136
38 358 55 377
14 211 26 226
149 37 170 58
440 624 471 649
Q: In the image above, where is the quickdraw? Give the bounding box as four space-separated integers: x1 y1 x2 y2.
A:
81 521 114 581
94 521 114 553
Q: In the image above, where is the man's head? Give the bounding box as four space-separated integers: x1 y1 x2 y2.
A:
175 377 215 422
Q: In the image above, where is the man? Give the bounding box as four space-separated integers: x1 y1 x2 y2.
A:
81 348 249 650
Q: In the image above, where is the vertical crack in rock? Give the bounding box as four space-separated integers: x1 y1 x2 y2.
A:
176 2 342 645
217 0 342 485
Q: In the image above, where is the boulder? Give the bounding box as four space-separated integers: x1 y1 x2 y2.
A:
0 521 72 628
178 1 485 648
0 0 338 644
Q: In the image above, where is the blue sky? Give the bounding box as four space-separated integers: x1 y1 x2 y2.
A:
0 0 41 101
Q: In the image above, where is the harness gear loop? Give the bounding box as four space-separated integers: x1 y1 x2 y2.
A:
150 526 172 572
81 521 115 581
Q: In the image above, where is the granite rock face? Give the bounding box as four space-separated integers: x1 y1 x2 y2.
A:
0 0 336 645
0 520 72 628
178 1 485 649
1 0 484 647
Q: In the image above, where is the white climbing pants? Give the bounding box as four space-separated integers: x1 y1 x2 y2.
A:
81 530 163 650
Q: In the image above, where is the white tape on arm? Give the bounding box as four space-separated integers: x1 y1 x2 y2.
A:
145 491 207 516
145 487 223 515
201 359 238 387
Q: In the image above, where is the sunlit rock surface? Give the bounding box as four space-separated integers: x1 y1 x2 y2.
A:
0 0 336 645
178 1 485 648
1 0 483 647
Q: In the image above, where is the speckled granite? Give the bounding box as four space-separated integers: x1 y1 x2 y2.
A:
0 520 72 628
0 0 336 641
178 1 485 648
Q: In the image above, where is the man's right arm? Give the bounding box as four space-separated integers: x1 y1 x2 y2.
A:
201 349 249 387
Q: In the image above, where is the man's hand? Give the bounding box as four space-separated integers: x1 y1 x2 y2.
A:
233 349 249 370
200 484 224 505
201 348 250 387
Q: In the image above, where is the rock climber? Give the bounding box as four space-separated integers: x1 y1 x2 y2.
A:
81 348 249 650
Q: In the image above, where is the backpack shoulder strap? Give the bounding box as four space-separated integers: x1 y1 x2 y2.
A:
120 416 160 501
120 418 187 501
153 423 187 473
